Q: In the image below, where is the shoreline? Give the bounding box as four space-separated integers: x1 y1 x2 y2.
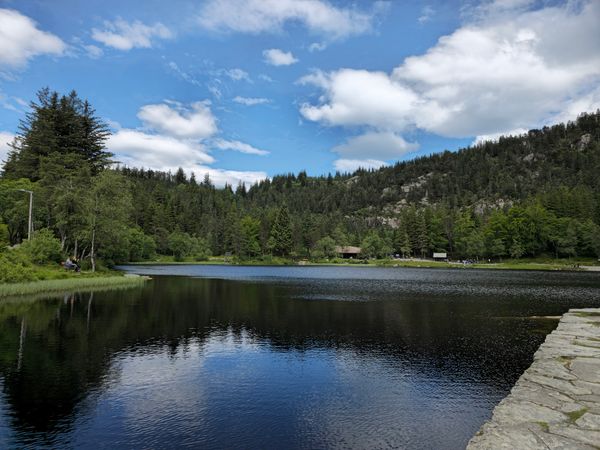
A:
467 308 600 449
122 259 600 272
0 274 149 299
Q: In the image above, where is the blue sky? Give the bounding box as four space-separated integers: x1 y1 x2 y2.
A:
0 0 599 186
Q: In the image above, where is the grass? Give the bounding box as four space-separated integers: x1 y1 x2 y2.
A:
575 311 600 317
534 421 550 432
124 256 600 272
0 274 148 298
565 407 588 423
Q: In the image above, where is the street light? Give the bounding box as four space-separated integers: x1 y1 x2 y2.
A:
17 189 33 241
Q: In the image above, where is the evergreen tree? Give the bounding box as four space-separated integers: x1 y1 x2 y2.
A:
269 205 293 256
2 88 111 180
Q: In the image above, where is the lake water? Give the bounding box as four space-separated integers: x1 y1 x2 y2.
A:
1 266 599 449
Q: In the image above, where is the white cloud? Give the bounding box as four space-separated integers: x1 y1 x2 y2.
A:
92 18 172 51
195 167 267 187
299 69 418 130
84 44 103 59
263 48 298 66
0 9 65 68
137 101 217 139
300 1 600 142
259 74 274 83
208 85 223 99
109 129 265 186
212 139 269 155
108 129 214 167
308 42 327 52
108 101 267 187
167 61 203 87
333 131 418 160
224 68 250 82
473 128 528 145
198 0 375 39
233 96 270 106
0 131 14 164
418 5 435 24
334 158 387 172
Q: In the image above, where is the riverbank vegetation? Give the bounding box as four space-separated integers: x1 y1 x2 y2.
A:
1 88 599 274
0 275 147 298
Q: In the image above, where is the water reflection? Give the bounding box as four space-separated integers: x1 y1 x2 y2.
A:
1 268 599 449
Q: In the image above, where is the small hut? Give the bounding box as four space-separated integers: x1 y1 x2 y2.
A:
335 246 362 259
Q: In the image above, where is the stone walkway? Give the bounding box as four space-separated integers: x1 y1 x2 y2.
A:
467 308 600 450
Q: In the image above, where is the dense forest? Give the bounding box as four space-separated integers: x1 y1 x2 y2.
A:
1 89 599 273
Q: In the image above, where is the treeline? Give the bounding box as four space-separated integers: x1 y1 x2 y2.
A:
1 89 599 270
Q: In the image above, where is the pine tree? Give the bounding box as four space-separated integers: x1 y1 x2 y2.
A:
2 88 111 180
269 205 293 256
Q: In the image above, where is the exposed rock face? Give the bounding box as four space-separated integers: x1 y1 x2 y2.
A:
467 309 600 450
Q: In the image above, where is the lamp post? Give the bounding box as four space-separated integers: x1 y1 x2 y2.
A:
17 189 33 241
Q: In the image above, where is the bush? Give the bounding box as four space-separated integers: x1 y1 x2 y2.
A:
0 250 36 282
21 228 63 264
128 228 156 261
313 236 337 259
168 231 192 261
0 222 9 251
191 236 210 261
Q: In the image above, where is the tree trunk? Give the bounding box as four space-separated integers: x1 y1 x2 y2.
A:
90 226 96 272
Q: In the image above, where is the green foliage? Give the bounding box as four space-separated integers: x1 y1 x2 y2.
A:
20 228 63 264
2 90 600 268
2 88 111 180
0 250 36 282
361 231 390 259
168 231 192 261
191 236 211 261
269 205 293 257
313 236 337 259
0 221 8 251
239 216 261 258
128 228 156 261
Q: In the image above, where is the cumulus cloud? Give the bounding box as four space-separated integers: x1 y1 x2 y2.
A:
333 131 418 160
0 9 65 69
233 96 270 106
107 101 267 186
108 129 214 167
473 128 528 145
92 18 172 50
334 158 387 173
195 167 267 187
263 48 298 66
300 0 600 158
137 101 217 140
0 131 14 164
212 138 269 155
198 0 375 39
299 69 418 130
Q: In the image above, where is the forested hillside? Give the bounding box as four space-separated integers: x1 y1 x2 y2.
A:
1 89 599 269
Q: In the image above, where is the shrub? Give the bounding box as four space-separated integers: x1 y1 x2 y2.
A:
0 222 8 253
168 231 192 261
128 228 156 261
21 228 63 264
0 250 36 282
191 236 210 261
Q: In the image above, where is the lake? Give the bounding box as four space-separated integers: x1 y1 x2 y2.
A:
1 266 599 449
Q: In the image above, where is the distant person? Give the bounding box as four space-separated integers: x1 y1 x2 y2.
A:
64 257 80 272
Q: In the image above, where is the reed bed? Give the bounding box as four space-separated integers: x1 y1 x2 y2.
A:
0 275 149 298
